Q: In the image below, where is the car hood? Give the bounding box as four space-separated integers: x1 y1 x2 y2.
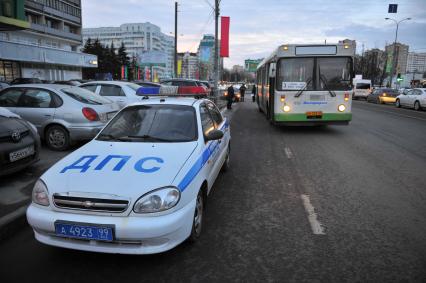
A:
42 140 199 200
0 116 28 136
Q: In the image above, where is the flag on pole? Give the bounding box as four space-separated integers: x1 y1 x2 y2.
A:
220 16 230 57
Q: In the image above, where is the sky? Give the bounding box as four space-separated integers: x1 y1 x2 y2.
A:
82 0 426 68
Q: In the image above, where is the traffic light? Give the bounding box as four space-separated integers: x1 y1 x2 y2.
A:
397 73 403 82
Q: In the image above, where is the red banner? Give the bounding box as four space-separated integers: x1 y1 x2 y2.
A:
220 16 230 58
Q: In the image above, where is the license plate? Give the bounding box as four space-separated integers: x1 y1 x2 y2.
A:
107 112 116 120
306 111 323 119
9 145 35 162
55 222 114 241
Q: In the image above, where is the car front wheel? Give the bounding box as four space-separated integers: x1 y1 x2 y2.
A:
45 125 70 151
188 190 204 242
414 101 421 111
395 99 401 108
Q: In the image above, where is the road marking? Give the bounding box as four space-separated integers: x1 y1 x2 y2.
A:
284 147 293 159
300 194 326 235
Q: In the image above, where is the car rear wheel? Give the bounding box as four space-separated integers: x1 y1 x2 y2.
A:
45 125 70 151
414 101 421 111
188 190 204 242
395 99 401 108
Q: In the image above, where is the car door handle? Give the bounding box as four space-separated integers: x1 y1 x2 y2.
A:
45 114 52 117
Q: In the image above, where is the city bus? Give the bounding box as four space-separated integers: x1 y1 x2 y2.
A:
256 42 355 125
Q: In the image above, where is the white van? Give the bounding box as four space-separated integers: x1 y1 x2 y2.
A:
353 79 372 100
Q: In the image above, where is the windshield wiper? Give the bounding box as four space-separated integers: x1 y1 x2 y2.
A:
319 73 336 97
294 77 312 98
97 134 132 142
126 135 174 142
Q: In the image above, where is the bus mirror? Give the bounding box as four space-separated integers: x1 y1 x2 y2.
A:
269 63 276 78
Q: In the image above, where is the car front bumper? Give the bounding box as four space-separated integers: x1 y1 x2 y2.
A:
26 199 195 254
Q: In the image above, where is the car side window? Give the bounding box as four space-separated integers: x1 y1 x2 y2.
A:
81 85 98 92
162 81 173 86
200 104 215 138
99 85 125 97
0 88 24 107
413 89 421 95
207 102 223 126
18 89 53 108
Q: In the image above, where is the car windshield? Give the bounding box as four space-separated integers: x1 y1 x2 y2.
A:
97 104 197 142
356 83 371 89
61 87 111 105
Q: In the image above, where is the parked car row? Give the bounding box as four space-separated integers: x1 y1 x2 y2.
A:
0 84 120 151
364 87 426 111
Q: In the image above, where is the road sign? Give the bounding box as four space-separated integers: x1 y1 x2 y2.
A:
388 4 398 13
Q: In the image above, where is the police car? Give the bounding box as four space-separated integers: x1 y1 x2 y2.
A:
26 86 231 254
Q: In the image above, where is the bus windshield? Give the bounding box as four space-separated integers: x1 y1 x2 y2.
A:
277 57 352 91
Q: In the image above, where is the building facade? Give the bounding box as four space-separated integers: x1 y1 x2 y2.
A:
197 34 223 81
406 52 426 73
177 52 199 79
385 42 409 75
0 0 97 81
83 22 174 79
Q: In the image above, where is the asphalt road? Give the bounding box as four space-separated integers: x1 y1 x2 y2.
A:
1 100 425 283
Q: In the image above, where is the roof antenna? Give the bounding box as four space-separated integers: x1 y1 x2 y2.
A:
325 39 327 45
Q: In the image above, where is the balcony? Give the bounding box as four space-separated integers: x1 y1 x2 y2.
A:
0 39 97 68
31 23 81 42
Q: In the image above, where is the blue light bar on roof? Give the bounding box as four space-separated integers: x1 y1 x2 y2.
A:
136 86 160 95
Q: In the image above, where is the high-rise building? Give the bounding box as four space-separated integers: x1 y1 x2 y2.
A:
83 22 174 78
177 52 199 79
0 0 97 81
406 52 426 73
385 42 409 74
197 34 222 81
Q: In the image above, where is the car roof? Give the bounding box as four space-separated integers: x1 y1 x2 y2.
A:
161 78 198 82
81 81 135 86
4 84 74 90
127 97 211 107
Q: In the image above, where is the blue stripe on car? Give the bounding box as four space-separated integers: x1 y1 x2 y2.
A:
177 120 228 192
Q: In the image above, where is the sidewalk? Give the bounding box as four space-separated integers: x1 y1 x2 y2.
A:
0 146 71 240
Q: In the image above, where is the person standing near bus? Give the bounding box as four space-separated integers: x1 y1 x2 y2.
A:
240 83 247 102
251 84 256 102
227 85 235 109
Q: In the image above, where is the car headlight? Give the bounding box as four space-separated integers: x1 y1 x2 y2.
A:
133 186 180 213
32 179 50 206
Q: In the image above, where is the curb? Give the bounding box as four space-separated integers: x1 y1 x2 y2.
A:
0 205 28 242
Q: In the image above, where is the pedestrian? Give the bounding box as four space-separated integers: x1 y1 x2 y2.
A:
239 84 247 102
226 85 234 109
251 84 256 102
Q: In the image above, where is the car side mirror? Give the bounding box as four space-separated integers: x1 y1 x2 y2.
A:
205 129 224 141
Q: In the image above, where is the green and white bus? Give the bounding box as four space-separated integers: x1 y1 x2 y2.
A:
256 42 355 125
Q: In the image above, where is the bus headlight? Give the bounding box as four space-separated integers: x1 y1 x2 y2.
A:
338 104 346 112
283 105 291 112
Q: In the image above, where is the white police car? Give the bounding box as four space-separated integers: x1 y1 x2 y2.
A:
27 92 230 254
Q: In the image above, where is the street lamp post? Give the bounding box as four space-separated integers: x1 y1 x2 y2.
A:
385 17 411 87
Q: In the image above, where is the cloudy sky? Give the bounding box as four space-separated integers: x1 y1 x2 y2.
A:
82 0 426 68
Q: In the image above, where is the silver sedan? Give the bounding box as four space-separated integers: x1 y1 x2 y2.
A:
0 84 120 150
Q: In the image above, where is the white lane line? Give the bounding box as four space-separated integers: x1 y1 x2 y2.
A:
300 194 326 235
284 147 293 159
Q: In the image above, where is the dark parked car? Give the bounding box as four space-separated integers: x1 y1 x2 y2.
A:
10 78 42 85
367 88 399 104
0 82 9 90
0 107 41 176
